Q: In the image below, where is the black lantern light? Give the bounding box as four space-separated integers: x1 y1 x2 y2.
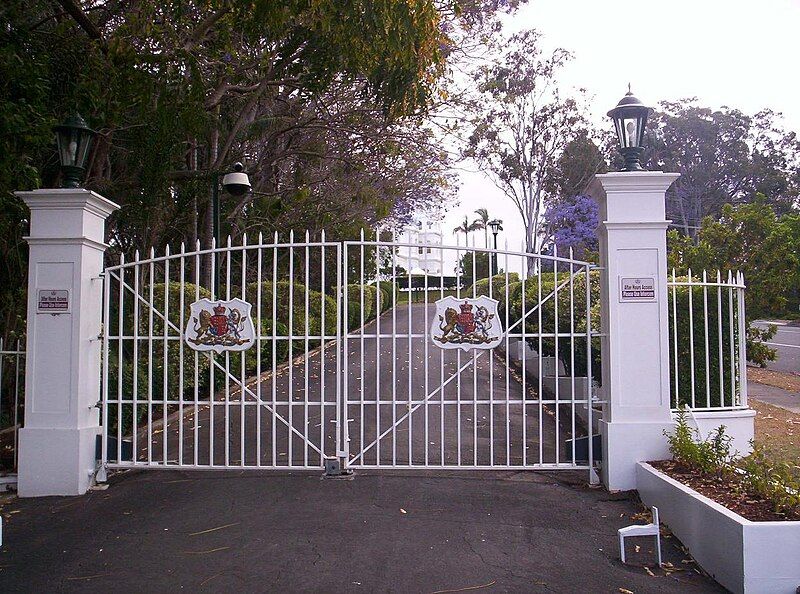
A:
487 219 503 275
607 86 652 171
53 114 96 187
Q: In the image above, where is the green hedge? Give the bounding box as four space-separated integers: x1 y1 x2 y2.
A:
668 279 742 408
373 280 398 313
246 280 337 337
504 271 601 381
107 282 212 434
466 273 521 300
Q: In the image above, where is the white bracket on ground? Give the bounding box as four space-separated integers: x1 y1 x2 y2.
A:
618 506 662 566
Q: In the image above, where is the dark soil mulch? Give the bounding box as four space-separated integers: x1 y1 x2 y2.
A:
651 460 800 522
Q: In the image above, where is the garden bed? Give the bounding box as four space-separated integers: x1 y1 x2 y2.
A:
636 410 800 593
650 459 799 521
637 462 800 594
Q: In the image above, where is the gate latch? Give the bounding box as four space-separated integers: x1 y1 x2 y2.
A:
323 457 353 478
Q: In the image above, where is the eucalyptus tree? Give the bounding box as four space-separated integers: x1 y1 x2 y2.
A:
646 100 800 237
463 29 590 256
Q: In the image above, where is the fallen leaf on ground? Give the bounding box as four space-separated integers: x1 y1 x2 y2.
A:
189 522 240 536
181 547 231 555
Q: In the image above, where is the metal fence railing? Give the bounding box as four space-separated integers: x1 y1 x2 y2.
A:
0 338 25 473
668 270 748 411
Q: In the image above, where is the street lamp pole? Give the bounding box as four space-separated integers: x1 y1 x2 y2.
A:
487 219 503 277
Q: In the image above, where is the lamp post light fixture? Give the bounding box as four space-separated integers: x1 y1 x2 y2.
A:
487 218 503 276
607 86 653 172
209 162 253 292
213 161 252 246
53 114 97 188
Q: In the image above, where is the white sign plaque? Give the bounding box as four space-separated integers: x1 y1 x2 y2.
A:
430 295 503 351
37 289 70 313
619 277 656 302
184 298 256 353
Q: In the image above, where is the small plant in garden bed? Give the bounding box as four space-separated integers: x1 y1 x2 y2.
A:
653 409 800 521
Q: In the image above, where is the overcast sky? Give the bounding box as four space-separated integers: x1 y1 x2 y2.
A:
435 0 800 259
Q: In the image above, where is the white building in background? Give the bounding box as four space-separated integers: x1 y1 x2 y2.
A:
396 221 444 275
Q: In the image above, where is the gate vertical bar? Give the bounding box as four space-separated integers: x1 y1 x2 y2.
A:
320 231 326 465
586 262 596 484
117 259 125 464
101 264 110 472
178 243 185 465
376 235 382 465
256 233 263 466
340 241 348 463
271 232 278 466
241 234 248 466
162 246 169 465
736 272 748 407
304 231 310 467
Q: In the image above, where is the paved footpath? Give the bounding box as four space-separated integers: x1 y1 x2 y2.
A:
748 381 800 413
0 470 723 593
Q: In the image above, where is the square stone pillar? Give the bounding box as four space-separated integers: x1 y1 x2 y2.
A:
589 172 680 491
16 188 119 497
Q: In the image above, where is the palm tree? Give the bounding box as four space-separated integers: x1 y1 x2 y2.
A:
452 215 481 243
473 208 490 247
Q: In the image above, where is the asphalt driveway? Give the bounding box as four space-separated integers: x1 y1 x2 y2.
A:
126 303 578 471
0 469 723 593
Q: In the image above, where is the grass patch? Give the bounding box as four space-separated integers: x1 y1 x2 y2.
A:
748 366 800 392
752 399 800 480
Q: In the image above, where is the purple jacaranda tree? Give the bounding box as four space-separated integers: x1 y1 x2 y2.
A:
542 194 599 259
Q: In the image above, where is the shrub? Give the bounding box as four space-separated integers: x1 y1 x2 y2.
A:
666 408 734 475
466 272 520 300
343 284 380 328
106 282 212 434
246 280 337 338
505 270 601 382
373 280 398 312
738 445 800 516
665 410 800 517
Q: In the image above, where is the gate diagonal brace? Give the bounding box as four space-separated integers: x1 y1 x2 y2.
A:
109 272 324 458
348 353 482 465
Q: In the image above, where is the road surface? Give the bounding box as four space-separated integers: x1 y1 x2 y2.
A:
752 320 800 374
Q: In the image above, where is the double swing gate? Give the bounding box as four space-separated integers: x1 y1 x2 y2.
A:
101 233 600 479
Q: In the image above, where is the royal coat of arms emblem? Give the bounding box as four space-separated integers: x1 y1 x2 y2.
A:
184 298 256 353
430 296 503 351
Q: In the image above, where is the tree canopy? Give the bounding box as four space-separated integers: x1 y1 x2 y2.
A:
646 100 800 236
462 29 592 255
0 0 522 342
668 199 800 318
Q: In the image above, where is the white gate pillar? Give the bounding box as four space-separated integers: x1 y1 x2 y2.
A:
16 188 119 497
590 172 679 491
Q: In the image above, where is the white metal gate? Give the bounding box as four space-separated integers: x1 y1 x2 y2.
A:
101 233 600 479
